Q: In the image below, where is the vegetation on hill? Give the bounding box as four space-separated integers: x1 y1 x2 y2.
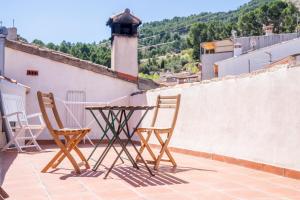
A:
31 39 111 67
28 0 299 79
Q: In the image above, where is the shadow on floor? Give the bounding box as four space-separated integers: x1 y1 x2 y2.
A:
59 169 104 180
111 166 190 187
157 165 218 174
0 151 18 186
39 168 104 180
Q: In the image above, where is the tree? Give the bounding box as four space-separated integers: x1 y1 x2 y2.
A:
282 3 298 33
187 23 208 60
237 0 299 36
46 42 58 50
32 39 45 47
238 11 263 36
59 40 71 53
18 35 28 43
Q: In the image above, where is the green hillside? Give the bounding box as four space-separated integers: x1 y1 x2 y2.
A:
139 0 299 77
29 0 299 78
139 0 273 39
138 0 275 61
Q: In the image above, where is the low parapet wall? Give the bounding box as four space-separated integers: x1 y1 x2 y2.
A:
130 64 300 174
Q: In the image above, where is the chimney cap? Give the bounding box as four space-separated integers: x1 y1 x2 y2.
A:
107 8 142 27
0 26 8 37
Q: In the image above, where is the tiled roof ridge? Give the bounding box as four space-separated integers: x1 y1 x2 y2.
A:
5 39 137 84
0 75 30 90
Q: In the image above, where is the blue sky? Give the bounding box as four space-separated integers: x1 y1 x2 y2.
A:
0 0 250 44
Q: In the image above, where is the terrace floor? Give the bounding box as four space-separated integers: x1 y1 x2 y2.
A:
1 145 300 200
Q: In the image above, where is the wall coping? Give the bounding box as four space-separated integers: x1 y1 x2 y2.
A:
145 63 300 93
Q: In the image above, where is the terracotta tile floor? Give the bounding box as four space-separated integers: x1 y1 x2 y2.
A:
1 144 300 200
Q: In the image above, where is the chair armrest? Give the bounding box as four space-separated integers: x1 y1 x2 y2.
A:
2 112 23 118
27 113 42 119
2 112 24 128
27 112 46 127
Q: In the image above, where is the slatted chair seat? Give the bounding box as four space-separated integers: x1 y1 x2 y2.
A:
37 91 90 174
136 94 181 170
137 127 172 133
53 128 91 135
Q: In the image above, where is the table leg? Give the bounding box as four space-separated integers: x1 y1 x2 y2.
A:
104 109 154 178
99 110 139 174
94 110 137 171
87 110 124 164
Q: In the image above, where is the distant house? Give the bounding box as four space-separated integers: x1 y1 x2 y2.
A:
158 72 201 87
200 32 299 80
215 37 300 78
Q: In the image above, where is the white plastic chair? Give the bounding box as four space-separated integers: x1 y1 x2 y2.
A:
1 93 45 152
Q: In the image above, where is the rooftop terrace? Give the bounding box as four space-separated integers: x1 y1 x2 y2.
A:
2 145 300 200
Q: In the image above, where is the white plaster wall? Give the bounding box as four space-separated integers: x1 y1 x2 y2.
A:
111 36 138 77
217 37 300 78
130 65 300 171
5 47 138 139
201 52 233 80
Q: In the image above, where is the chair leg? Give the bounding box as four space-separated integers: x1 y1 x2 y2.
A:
142 132 157 161
136 131 156 162
52 132 90 170
56 139 81 174
26 128 43 151
42 149 64 173
73 146 90 169
51 135 75 168
73 132 90 169
42 137 81 174
155 132 177 167
0 186 9 199
2 129 25 152
154 131 176 170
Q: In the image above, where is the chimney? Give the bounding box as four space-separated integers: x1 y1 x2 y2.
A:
107 9 142 81
0 26 8 76
263 24 274 36
233 42 242 57
7 27 17 41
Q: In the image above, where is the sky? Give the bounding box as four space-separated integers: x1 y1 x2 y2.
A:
0 0 250 44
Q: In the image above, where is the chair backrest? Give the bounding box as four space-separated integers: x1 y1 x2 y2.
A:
37 92 64 133
1 93 27 123
151 94 181 131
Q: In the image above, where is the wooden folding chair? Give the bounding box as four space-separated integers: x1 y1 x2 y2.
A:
136 94 181 170
37 91 90 174
0 186 9 199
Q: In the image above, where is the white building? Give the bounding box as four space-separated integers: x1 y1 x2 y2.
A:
201 33 299 80
215 37 300 78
